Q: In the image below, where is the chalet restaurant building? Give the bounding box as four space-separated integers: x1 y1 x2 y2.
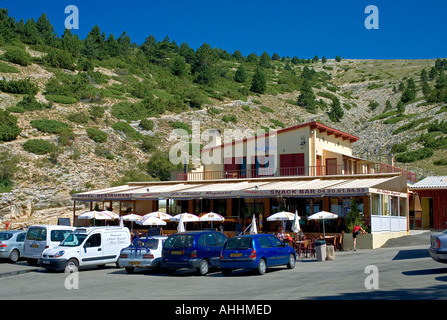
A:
72 121 413 249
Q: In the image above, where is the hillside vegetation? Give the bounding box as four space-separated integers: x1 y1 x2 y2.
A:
0 8 446 226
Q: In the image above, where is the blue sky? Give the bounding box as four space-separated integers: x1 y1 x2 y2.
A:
3 0 447 59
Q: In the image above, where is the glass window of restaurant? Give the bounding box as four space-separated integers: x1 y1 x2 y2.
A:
371 193 381 215
399 197 407 217
391 196 399 216
330 197 343 216
382 194 390 216
306 198 323 216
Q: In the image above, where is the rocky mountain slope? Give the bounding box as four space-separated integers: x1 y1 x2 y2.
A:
0 44 446 229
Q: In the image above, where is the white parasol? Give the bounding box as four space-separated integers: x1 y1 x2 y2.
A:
266 211 295 221
307 211 338 239
177 213 186 233
249 214 258 234
78 210 116 226
122 213 142 230
170 213 200 222
291 210 301 233
143 211 173 221
137 216 167 226
199 212 225 228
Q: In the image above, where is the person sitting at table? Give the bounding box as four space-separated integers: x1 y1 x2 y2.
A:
295 230 305 241
275 226 286 241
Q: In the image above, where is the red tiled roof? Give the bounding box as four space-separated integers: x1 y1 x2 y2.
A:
201 121 359 152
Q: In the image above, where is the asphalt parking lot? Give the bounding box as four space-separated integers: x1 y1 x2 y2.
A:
1 231 446 302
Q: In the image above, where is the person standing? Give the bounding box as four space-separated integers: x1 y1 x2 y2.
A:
352 225 366 251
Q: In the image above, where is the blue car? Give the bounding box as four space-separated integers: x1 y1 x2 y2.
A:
220 234 296 275
161 231 228 276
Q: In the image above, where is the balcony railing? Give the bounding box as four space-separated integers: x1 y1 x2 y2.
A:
175 164 417 183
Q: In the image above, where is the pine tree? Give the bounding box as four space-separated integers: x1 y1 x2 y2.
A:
192 43 219 85
234 65 248 83
82 25 106 60
329 97 344 122
36 13 55 46
250 67 267 94
401 77 417 103
297 80 316 112
259 51 271 68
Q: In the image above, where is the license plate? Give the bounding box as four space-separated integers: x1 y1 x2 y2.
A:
129 261 141 266
42 260 50 264
31 244 39 248
230 253 242 257
171 250 183 255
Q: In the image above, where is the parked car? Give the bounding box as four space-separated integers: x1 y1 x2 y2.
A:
161 231 228 276
40 226 131 272
119 236 167 273
0 230 27 263
219 234 296 275
429 230 447 263
23 225 76 265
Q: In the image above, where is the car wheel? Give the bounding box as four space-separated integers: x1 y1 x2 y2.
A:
9 249 19 263
221 268 232 276
197 259 209 276
125 267 135 274
65 258 79 273
257 258 267 275
287 254 296 269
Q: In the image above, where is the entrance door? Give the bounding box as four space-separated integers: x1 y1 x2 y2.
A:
280 153 304 176
326 158 338 175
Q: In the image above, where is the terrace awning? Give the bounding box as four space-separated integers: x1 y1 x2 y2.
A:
72 174 407 201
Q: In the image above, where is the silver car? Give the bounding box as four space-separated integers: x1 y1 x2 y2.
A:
0 230 27 263
429 230 447 263
119 236 167 273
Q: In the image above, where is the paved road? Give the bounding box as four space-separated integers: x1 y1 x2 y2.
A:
1 232 446 301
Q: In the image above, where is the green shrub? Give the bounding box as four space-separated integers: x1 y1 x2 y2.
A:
45 94 78 104
391 143 408 154
86 127 107 143
6 95 50 113
0 78 38 95
89 105 106 119
3 47 32 66
0 61 19 73
395 147 434 163
30 119 70 134
170 121 192 134
0 110 21 142
23 139 56 155
140 119 154 131
433 159 447 166
68 112 90 124
259 105 274 113
43 49 75 70
269 118 285 128
111 121 143 141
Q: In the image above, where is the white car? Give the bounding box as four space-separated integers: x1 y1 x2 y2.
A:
119 236 167 273
41 226 130 272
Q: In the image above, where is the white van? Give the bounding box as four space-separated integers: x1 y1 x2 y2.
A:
40 226 131 272
23 225 76 265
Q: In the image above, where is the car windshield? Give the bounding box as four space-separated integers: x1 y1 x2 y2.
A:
60 233 88 247
131 238 159 249
0 232 13 241
164 234 194 249
225 237 253 250
26 227 46 241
